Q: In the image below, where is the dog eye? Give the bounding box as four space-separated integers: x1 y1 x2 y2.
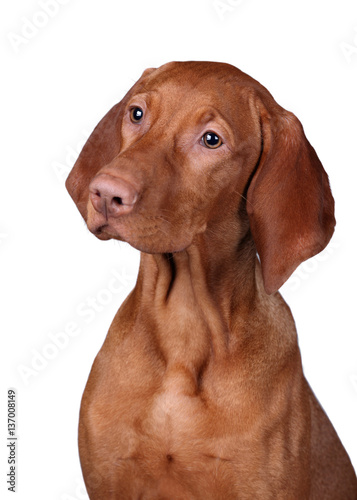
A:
202 132 222 149
130 107 144 123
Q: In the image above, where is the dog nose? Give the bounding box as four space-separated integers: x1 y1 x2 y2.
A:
89 173 138 218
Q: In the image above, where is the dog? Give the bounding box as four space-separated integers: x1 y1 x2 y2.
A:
66 61 357 499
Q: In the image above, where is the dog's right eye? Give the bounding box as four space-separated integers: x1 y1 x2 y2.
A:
130 107 144 123
202 131 222 149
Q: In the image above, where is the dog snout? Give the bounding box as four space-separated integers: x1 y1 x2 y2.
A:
89 173 138 218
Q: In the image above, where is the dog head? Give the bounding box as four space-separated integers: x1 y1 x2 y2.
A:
66 61 335 294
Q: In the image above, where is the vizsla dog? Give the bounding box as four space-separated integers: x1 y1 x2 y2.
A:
66 61 357 499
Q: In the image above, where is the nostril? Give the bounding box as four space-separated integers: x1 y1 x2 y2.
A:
112 196 123 206
89 189 104 214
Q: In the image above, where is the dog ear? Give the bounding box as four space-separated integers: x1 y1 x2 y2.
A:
65 102 125 219
65 68 157 219
246 99 335 295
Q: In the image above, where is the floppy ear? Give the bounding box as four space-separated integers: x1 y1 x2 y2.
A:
246 100 335 295
65 102 125 219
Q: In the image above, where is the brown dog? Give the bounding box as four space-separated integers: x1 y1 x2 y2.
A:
66 61 357 499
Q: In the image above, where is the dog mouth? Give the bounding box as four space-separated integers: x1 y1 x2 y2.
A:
87 213 130 242
87 213 199 254
87 210 159 244
86 193 207 252
89 224 113 241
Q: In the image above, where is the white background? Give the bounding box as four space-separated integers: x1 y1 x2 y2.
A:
1 0 357 498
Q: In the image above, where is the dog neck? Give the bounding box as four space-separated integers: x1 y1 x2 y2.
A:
133 231 262 392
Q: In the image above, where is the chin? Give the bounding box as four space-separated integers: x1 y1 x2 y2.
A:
90 224 194 254
122 235 195 254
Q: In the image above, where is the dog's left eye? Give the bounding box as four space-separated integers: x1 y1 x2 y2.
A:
130 107 144 123
202 132 222 149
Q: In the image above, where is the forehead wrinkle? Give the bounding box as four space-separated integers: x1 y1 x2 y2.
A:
193 106 235 141
127 89 159 106
195 108 221 127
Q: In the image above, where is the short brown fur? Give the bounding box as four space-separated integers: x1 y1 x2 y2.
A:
66 61 356 499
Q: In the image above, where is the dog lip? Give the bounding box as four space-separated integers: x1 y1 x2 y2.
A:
94 224 106 234
92 225 111 239
87 220 112 240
